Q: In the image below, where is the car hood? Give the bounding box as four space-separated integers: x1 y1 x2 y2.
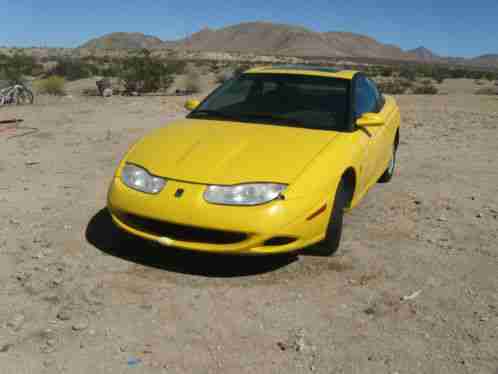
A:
125 119 339 185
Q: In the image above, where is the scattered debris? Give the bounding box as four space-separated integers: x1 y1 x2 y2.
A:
127 358 142 367
401 290 422 301
0 119 23 125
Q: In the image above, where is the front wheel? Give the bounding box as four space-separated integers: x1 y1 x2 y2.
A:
313 179 349 256
378 143 397 183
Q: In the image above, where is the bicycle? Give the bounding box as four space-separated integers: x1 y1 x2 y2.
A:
0 84 34 106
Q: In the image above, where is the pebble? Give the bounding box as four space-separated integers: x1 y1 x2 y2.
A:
7 314 25 331
72 320 89 331
56 309 72 321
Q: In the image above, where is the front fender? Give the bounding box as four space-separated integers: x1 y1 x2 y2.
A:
286 133 363 200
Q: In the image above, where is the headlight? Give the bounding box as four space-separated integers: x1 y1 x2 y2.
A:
204 183 286 205
121 164 166 194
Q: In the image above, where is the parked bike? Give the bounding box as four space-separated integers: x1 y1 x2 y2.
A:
0 84 34 106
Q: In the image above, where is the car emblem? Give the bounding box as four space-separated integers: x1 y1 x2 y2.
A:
174 188 184 198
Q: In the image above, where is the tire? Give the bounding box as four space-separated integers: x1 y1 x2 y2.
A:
378 143 397 183
313 179 350 256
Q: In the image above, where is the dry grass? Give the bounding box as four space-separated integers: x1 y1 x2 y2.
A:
34 76 66 95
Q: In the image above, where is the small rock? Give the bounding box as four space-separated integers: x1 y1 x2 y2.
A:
72 320 89 331
0 343 13 353
364 306 376 315
277 341 287 351
7 314 25 331
103 88 113 97
56 309 72 321
476 213 482 218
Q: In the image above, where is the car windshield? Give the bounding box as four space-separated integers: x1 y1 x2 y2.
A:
188 73 350 131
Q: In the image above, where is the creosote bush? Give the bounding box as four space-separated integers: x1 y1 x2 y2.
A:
376 79 410 95
119 49 174 94
35 76 65 95
412 82 438 95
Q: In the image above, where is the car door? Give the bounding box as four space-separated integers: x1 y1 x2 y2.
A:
354 75 389 188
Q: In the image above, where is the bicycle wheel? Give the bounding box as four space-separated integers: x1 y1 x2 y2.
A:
20 86 34 104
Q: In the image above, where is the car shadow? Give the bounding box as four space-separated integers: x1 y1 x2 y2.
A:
85 209 297 277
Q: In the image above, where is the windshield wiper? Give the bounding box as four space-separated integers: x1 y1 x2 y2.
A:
189 109 236 119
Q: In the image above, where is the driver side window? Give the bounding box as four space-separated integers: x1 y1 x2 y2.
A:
354 76 378 118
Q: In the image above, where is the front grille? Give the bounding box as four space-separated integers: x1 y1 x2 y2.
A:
121 213 248 245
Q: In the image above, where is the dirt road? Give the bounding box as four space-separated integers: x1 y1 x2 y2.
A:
1 84 497 373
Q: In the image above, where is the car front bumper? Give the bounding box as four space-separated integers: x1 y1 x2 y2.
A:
107 177 331 255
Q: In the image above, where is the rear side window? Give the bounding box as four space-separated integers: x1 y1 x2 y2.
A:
355 76 378 118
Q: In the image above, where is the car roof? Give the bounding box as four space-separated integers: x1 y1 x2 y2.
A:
245 65 358 80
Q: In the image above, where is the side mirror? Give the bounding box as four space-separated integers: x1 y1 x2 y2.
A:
185 99 200 111
356 113 384 127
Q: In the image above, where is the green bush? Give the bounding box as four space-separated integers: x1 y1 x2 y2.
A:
119 49 174 94
47 58 97 81
35 76 65 95
0 52 42 84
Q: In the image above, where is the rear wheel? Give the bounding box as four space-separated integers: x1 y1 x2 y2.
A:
313 179 350 256
378 143 397 183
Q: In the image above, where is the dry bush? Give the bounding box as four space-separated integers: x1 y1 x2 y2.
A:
412 82 438 95
34 76 65 95
475 86 498 95
376 79 409 95
474 79 484 85
185 69 202 93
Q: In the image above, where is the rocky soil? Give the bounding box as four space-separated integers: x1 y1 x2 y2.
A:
0 80 497 373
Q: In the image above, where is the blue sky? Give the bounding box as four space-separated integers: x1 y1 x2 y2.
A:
2 0 497 58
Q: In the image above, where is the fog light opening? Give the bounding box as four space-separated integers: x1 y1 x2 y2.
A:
263 236 297 246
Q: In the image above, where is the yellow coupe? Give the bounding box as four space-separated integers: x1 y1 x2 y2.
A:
107 66 400 255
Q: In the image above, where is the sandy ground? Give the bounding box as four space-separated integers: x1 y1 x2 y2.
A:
0 79 497 374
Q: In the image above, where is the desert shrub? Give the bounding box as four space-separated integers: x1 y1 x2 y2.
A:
475 86 498 95
474 79 484 85
379 67 393 77
119 49 174 93
185 69 202 93
48 58 96 81
412 82 438 95
164 60 187 75
376 80 408 95
0 52 41 84
434 75 445 84
399 68 416 82
35 76 65 95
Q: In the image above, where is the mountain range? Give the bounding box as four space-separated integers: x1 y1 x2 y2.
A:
79 22 498 67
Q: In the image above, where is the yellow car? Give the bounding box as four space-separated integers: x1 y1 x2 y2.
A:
107 65 400 256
